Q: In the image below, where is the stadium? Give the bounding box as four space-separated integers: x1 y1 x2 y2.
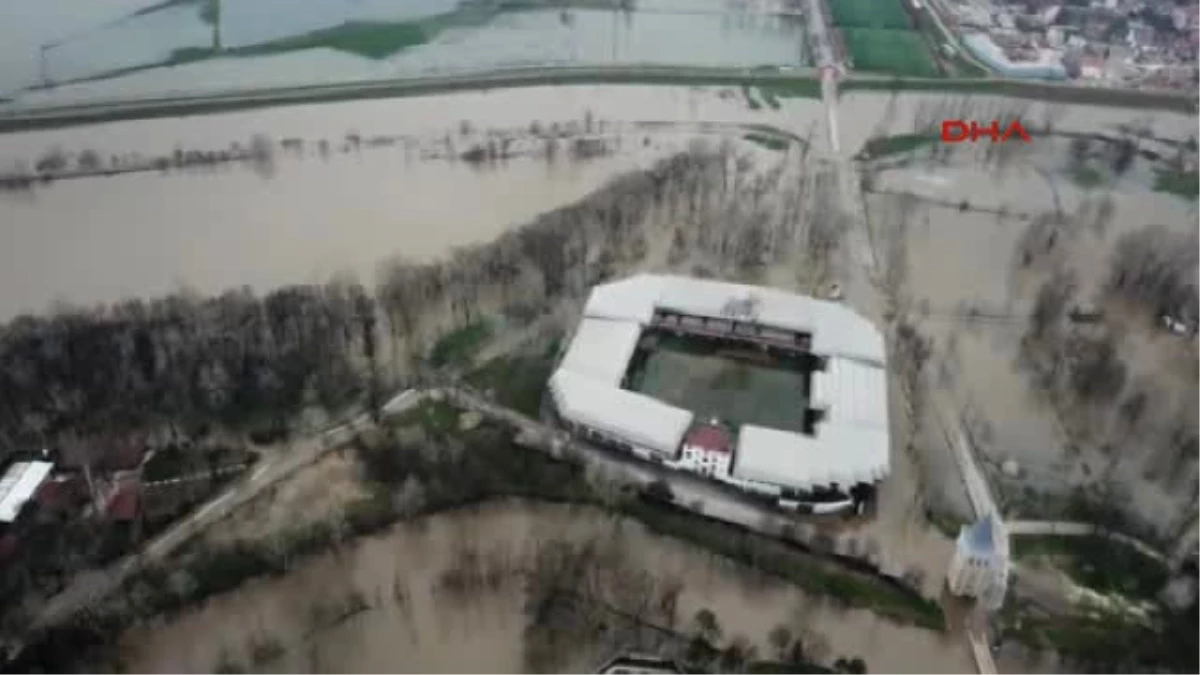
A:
548 274 890 512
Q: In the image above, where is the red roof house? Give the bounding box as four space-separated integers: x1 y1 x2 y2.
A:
34 476 86 515
105 476 142 522
680 423 734 478
684 424 733 455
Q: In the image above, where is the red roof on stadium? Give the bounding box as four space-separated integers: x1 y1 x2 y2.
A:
684 424 733 454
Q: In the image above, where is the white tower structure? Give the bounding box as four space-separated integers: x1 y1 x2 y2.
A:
947 512 1010 611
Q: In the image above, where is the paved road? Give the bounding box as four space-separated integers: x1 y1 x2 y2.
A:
809 21 1001 671
0 62 1191 133
0 64 823 130
19 381 867 654
26 389 424 635
445 388 813 540
1006 520 1166 562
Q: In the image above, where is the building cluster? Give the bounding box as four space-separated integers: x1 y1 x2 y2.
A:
0 436 150 566
548 275 890 514
940 0 1198 88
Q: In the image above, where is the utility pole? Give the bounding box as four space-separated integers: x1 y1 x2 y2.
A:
38 44 50 88
212 0 222 51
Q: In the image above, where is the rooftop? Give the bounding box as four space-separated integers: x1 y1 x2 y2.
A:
582 274 885 363
552 276 890 489
0 461 54 523
684 423 734 454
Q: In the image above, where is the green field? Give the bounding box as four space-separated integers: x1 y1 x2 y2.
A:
841 28 940 77
826 0 942 77
626 336 810 431
828 0 913 29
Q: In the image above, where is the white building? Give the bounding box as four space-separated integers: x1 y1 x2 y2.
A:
947 513 1011 610
962 33 1069 80
549 275 890 502
675 423 735 478
0 461 54 523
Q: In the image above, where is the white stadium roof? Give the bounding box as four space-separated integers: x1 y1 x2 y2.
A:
553 275 890 488
0 461 53 523
550 370 693 457
583 274 885 363
558 318 643 388
733 422 889 490
812 356 889 428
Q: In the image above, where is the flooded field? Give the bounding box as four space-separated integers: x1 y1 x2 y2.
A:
117 501 977 674
4 0 808 106
0 85 787 319
853 93 1198 530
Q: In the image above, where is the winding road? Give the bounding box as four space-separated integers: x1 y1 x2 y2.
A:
24 390 424 637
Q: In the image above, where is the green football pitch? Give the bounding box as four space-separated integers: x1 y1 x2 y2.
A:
827 0 913 29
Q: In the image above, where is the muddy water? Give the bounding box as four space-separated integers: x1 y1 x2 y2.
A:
863 104 1197 526
117 501 976 674
0 84 807 319
837 91 1197 159
0 150 663 318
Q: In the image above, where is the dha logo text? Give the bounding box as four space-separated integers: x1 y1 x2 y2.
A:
941 120 1032 144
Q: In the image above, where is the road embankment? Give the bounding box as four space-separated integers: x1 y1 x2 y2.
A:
0 65 820 133
0 65 1193 134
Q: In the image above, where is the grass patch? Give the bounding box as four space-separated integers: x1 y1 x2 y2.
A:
626 333 813 432
760 79 822 100
465 340 558 417
1069 164 1106 188
841 29 940 77
1153 168 1199 199
1005 610 1148 667
858 132 937 159
1010 534 1169 601
620 497 946 630
428 320 493 368
743 133 789 151
401 399 462 435
828 0 912 29
153 2 500 67
924 509 966 538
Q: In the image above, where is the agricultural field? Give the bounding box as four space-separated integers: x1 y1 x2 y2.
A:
826 0 941 77
841 28 940 78
827 0 912 29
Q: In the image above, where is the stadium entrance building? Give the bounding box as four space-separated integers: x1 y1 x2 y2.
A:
548 275 890 513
